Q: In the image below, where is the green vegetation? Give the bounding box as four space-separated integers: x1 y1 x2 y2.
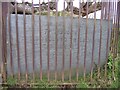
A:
5 55 119 88
7 76 17 86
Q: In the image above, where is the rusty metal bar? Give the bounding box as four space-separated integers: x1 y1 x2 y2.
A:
112 1 116 79
0 2 3 85
62 0 66 82
69 1 73 81
112 1 118 79
32 0 35 81
110 0 114 54
110 6 114 54
104 2 108 19
115 1 117 57
90 0 96 82
15 1 21 81
97 2 104 78
84 1 88 81
114 1 118 58
111 1 115 55
47 0 50 81
104 1 110 79
116 1 120 54
39 0 42 81
55 0 58 81
76 0 81 81
103 2 107 20
113 1 116 59
112 1 115 54
23 0 28 83
8 2 14 77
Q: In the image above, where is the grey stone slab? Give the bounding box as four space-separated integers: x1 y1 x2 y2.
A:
6 14 112 78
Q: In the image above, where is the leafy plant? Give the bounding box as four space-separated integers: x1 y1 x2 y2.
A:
107 54 113 70
7 76 17 86
76 81 88 88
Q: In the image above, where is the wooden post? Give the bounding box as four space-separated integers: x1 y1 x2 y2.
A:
0 2 8 84
2 2 8 83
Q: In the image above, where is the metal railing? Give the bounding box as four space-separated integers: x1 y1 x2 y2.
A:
0 0 119 87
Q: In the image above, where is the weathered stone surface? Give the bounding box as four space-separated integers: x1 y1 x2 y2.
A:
6 14 112 79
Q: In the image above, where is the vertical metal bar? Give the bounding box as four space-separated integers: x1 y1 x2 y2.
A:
15 1 21 81
23 0 28 83
118 3 120 49
84 1 88 81
0 2 3 85
104 2 108 19
97 2 104 78
112 0 117 80
8 2 14 77
114 1 118 58
113 1 116 58
103 2 107 19
32 0 35 81
90 0 96 82
39 0 42 81
104 1 110 79
110 0 114 54
62 0 65 82
111 1 114 54
112 1 116 79
47 0 50 81
110 2 114 54
55 0 58 81
69 1 73 81
116 1 120 55
76 0 81 81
